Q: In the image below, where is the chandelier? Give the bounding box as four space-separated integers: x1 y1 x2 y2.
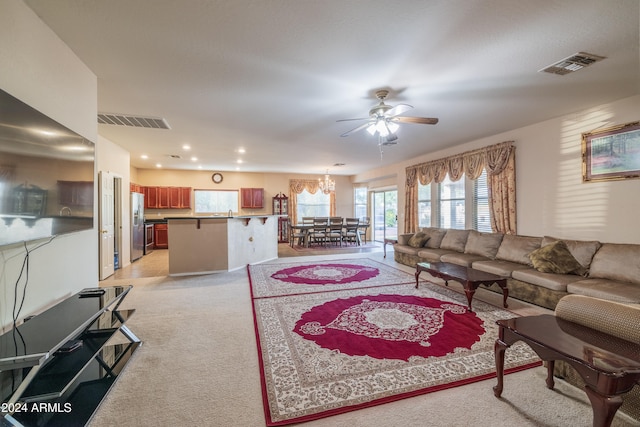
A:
318 170 335 194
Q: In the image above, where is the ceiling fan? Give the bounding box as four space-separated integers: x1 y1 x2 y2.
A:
337 89 438 144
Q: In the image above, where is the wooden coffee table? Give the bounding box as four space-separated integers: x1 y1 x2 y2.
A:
494 315 640 427
415 261 508 311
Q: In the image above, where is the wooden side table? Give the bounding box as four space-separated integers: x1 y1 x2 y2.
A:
494 315 640 427
383 238 397 258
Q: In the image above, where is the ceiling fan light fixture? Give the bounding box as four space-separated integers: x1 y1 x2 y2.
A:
387 121 399 133
366 124 377 135
376 120 389 136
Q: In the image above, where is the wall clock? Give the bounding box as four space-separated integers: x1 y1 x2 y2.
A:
212 172 223 184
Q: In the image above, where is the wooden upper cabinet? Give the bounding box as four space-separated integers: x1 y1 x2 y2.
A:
180 187 191 208
241 188 264 209
144 186 158 209
169 187 192 209
143 186 191 209
157 187 170 208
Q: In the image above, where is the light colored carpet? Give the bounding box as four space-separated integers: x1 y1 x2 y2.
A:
92 253 639 427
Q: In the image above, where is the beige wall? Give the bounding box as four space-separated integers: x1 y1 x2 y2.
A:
0 0 98 330
355 95 640 244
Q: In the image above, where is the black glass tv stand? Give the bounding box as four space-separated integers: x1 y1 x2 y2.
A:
0 286 141 426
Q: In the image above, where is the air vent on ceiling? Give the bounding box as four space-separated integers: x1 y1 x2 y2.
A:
98 113 171 129
539 52 606 75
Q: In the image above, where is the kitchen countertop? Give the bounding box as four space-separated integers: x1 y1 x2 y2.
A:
164 214 283 220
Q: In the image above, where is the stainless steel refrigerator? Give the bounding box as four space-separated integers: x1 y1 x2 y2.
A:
131 192 145 261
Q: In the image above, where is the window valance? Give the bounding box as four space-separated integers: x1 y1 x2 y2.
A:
406 141 514 187
288 179 336 225
289 179 321 194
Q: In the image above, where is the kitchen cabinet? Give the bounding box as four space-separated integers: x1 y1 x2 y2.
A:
143 186 191 209
154 223 168 249
144 186 158 209
169 187 191 209
241 188 264 209
157 187 169 208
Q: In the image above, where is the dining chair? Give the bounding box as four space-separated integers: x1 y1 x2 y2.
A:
358 217 370 244
288 219 306 247
342 218 360 245
327 217 343 246
308 217 328 246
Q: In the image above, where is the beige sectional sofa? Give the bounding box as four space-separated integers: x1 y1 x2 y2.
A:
394 228 640 310
554 295 640 421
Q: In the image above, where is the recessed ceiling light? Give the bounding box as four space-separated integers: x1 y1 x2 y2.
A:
237 148 246 154
237 159 243 164
182 144 191 150
191 156 198 161
156 163 162 168
198 165 203 169
141 154 148 159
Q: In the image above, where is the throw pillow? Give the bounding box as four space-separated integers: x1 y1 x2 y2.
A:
407 232 430 248
528 240 587 276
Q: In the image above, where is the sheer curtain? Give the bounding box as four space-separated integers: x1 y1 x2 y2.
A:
288 179 335 225
404 141 516 234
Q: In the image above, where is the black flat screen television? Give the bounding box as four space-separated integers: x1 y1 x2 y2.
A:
0 88 95 247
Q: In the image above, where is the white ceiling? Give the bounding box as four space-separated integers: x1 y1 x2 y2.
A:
24 0 640 176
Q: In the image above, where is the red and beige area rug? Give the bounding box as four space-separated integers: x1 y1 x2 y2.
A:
247 258 416 298
248 260 541 426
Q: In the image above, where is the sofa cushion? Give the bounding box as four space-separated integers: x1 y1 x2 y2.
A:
464 230 504 259
471 260 531 277
495 235 542 265
416 247 457 262
439 229 470 252
541 236 601 269
393 244 422 256
588 243 640 285
407 231 430 248
528 240 587 276
440 252 489 267
512 268 584 292
396 233 414 246
422 228 447 248
567 278 640 304
555 294 640 343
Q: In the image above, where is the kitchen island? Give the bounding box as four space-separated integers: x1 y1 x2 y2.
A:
166 215 279 275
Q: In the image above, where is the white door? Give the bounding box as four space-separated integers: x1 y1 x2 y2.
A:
99 171 115 280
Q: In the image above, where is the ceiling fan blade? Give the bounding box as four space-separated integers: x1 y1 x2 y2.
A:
336 117 369 122
340 122 371 137
395 116 439 125
385 103 413 117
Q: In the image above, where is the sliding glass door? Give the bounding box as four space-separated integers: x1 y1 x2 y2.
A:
372 190 397 242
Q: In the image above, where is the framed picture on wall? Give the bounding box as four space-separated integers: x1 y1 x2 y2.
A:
582 121 640 182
